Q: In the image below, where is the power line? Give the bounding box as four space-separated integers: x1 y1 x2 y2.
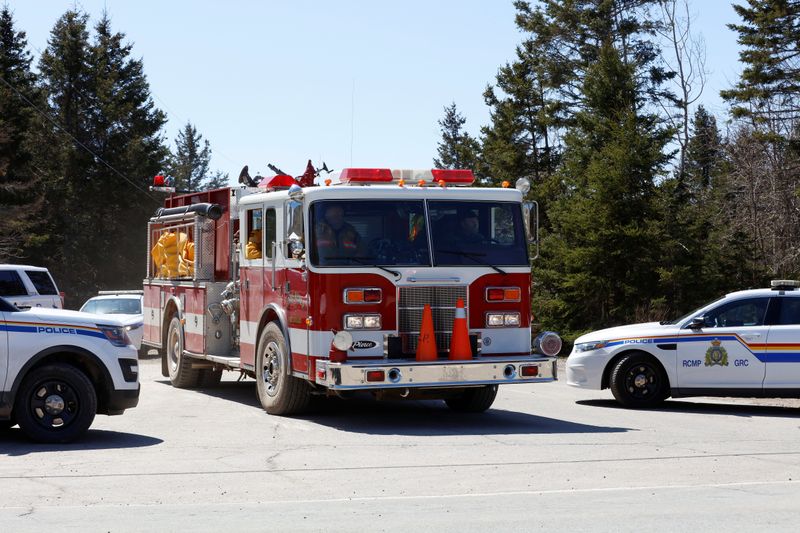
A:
0 73 160 203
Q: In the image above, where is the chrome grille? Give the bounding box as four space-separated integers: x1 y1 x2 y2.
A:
398 286 467 354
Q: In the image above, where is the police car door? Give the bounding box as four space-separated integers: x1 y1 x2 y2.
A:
763 296 800 392
0 300 10 391
676 297 769 391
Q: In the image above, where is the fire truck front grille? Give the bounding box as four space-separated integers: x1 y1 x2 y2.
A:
398 286 467 354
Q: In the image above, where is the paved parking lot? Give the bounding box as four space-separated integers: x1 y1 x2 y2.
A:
2 357 800 532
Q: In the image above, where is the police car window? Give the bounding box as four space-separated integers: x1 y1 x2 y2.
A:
704 298 769 328
81 300 98 313
0 270 27 297
777 297 800 325
25 270 58 295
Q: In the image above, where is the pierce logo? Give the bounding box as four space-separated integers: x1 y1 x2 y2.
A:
352 340 377 349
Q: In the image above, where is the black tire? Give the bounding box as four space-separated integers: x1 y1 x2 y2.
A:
255 322 310 415
166 316 201 388
198 368 223 387
610 352 669 408
15 364 97 443
445 385 498 413
138 345 152 358
0 419 15 431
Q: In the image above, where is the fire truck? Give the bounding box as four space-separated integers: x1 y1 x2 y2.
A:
141 167 561 415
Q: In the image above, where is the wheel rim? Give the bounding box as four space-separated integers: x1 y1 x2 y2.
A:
168 324 181 371
624 363 660 400
261 341 281 397
29 380 80 429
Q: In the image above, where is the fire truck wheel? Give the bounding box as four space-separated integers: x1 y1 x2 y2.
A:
256 322 310 415
444 385 498 413
15 364 97 443
166 316 201 388
610 352 669 408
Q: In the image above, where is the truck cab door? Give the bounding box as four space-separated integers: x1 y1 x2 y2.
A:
282 199 310 373
676 297 770 391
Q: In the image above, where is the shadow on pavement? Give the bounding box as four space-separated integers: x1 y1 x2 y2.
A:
577 398 800 418
0 429 163 456
154 379 631 436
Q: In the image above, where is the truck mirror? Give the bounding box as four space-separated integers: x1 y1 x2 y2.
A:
523 201 539 258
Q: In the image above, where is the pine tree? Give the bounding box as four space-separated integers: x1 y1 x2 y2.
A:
433 102 480 172
0 7 45 262
168 122 226 191
721 0 800 130
536 41 671 338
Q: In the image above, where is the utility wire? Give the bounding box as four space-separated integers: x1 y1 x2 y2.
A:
0 73 160 203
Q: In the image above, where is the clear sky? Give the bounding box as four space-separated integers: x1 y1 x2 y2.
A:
10 0 743 183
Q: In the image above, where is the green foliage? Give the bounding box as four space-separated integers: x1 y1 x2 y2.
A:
168 121 228 191
433 102 480 173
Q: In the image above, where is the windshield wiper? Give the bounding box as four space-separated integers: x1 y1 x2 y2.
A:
438 250 506 275
324 256 401 279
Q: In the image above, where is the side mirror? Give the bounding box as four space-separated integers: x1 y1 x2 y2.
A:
288 239 305 260
522 201 540 259
688 316 706 329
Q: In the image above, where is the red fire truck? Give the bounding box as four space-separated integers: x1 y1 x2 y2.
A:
141 167 561 414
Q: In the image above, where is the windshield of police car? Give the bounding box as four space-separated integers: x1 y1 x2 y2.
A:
310 200 430 266
428 201 528 266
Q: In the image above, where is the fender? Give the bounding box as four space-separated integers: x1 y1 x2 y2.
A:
0 344 115 419
256 303 293 376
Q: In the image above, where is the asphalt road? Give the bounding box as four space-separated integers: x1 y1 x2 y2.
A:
2 357 800 532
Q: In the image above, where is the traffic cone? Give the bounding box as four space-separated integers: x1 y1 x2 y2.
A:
449 298 472 360
416 304 438 361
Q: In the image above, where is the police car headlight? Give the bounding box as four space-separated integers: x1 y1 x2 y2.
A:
99 325 132 347
574 341 608 353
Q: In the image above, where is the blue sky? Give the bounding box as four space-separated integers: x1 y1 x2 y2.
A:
11 1 742 182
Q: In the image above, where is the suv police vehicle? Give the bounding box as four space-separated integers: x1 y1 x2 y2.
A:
566 280 800 408
0 296 139 442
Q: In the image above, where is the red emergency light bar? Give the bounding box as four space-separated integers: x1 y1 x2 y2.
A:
430 169 475 185
339 168 393 184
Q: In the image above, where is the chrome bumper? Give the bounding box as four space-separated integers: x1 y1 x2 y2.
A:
315 355 557 390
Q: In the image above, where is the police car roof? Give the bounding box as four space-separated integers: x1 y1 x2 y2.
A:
0 264 49 271
724 287 800 299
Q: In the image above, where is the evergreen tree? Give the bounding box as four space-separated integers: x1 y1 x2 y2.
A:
721 0 800 131
536 41 671 338
0 7 44 262
433 102 480 172
168 122 227 191
36 11 167 305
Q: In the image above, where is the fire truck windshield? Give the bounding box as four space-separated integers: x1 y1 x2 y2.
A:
310 200 431 266
428 201 528 266
310 199 528 268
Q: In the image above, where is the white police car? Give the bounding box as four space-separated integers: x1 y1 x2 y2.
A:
0 296 140 442
566 280 800 408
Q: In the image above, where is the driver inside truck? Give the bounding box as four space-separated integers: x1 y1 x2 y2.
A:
315 204 362 260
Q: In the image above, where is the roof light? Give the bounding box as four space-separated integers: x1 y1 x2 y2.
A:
430 169 475 185
515 177 531 194
771 280 800 290
339 168 393 184
258 174 299 189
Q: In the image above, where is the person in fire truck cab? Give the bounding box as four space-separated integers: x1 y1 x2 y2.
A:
314 204 362 260
454 208 485 245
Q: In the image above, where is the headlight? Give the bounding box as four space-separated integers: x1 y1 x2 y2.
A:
574 341 608 353
344 314 381 330
99 325 131 347
486 312 521 328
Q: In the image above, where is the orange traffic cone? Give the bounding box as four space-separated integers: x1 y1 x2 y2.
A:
416 304 438 361
449 298 472 360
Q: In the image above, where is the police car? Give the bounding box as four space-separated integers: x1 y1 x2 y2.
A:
0 296 140 442
566 280 800 408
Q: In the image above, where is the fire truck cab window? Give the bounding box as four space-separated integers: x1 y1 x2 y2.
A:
310 200 429 267
264 208 276 259
428 201 528 266
245 209 263 259
285 200 304 259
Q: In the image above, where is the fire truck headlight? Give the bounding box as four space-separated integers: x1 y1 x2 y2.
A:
486 313 505 327
503 313 521 326
486 312 521 328
344 314 382 330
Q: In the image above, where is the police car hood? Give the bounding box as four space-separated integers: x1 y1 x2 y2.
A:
23 307 127 327
575 322 674 344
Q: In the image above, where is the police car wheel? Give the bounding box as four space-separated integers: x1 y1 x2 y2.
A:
15 364 97 443
255 322 310 416
0 420 15 430
445 385 498 413
610 353 668 408
166 316 201 388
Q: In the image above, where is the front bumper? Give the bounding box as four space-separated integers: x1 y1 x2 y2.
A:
104 385 140 415
316 355 557 390
565 350 608 389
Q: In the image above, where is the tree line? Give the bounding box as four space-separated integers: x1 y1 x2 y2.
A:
0 9 227 306
435 0 800 342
